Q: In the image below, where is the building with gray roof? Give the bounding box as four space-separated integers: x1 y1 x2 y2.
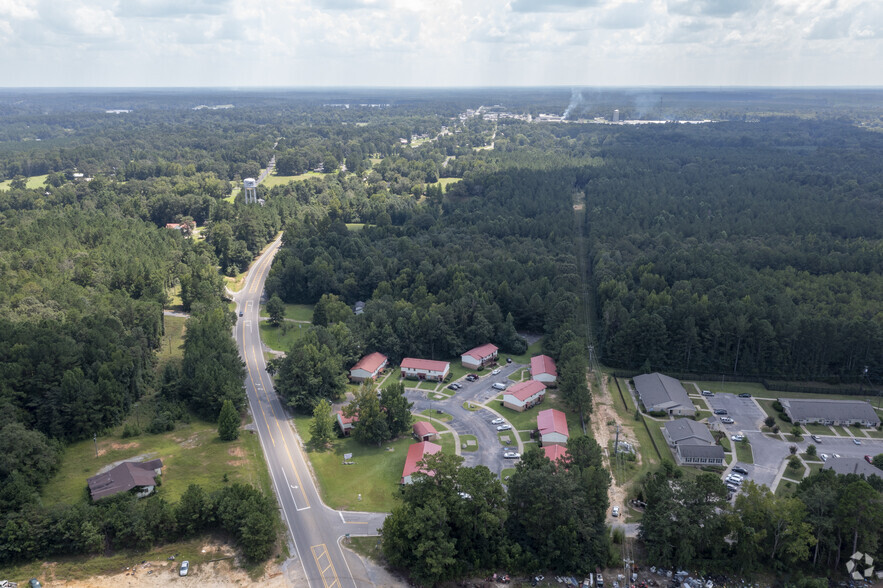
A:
823 457 882 480
87 459 163 501
662 418 724 466
780 398 880 428
634 373 696 416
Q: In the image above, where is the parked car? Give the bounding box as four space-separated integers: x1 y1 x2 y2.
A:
720 416 734 424
726 476 742 486
503 452 520 459
731 434 745 442
492 382 507 391
738 393 752 398
701 390 714 396
865 455 873 464
713 409 728 415
465 374 478 381
833 453 841 458
820 453 828 461
506 357 512 363
447 383 459 390
29 580 42 588
853 438 862 445
492 368 501 375
496 424 512 431
179 561 190 577
727 483 739 493
811 434 821 443
732 466 749 475
611 506 620 517
491 418 505 425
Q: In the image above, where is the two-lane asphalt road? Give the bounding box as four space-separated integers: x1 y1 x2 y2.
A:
232 237 387 587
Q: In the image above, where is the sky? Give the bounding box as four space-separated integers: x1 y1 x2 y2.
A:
0 0 881 87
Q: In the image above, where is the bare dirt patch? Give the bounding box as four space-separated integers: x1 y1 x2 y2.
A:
591 374 628 509
110 442 139 451
178 434 200 449
227 460 246 467
228 447 246 458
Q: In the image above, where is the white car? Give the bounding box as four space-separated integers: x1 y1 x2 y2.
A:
853 438 862 445
503 452 520 459
833 453 841 458
492 368 501 375
179 561 189 577
820 453 828 461
491 418 505 425
720 417 735 424
731 434 745 442
496 424 512 431
611 506 620 517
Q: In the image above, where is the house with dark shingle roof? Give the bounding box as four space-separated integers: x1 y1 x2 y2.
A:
662 419 724 466
823 457 883 479
87 459 163 501
780 398 880 428
634 373 696 416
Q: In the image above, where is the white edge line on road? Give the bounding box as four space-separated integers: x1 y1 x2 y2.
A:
255 411 312 588
280 444 310 511
336 535 359 588
339 511 345 524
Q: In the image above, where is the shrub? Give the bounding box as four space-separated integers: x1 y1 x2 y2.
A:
807 444 817 456
772 401 784 412
122 423 141 438
788 455 801 469
611 527 625 545
789 444 798 455
764 416 776 428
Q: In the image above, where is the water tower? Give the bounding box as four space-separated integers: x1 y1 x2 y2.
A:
243 178 257 204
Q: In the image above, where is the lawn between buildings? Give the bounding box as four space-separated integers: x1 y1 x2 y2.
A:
259 302 315 322
259 321 308 352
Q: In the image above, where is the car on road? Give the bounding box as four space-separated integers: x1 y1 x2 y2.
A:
731 434 745 442
713 409 728 415
492 368 501 375
833 453 841 458
701 390 714 396
492 382 507 390
811 434 821 443
720 416 734 424
503 452 521 459
738 393 752 398
853 438 862 445
820 453 828 461
611 506 620 517
732 466 749 475
491 418 505 425
239 311 243 317
179 561 190 577
496 424 512 431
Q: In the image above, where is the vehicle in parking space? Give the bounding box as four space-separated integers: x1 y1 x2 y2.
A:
853 438 862 445
611 506 620 517
496 424 512 431
713 409 728 415
491 418 505 425
738 393 752 398
727 483 739 492
492 382 507 390
447 383 460 390
179 561 190 577
465 374 478 381
820 453 828 461
732 466 749 475
833 453 841 458
701 390 714 396
811 434 821 443
731 434 745 442
720 416 734 424
492 368 501 375
726 477 742 486
503 452 520 459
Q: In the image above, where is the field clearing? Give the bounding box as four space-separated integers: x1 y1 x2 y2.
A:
259 321 308 352
41 418 271 507
157 315 187 369
435 177 462 191
261 171 324 188
292 415 411 512
0 173 49 190
259 302 314 322
346 223 366 231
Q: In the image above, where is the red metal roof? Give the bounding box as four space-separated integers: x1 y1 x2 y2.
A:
543 445 570 463
462 343 499 360
413 421 438 438
537 408 568 437
336 410 358 425
401 358 450 372
531 355 558 377
401 441 442 482
504 380 547 402
351 352 388 374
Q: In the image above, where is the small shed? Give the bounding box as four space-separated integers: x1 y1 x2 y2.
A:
413 421 438 441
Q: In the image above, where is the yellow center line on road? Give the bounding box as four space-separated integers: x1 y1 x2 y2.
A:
249 342 311 509
243 320 275 447
310 544 341 588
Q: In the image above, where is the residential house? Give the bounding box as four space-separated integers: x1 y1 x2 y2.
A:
663 419 725 466
87 459 164 501
543 444 570 465
823 457 883 479
780 398 880 428
461 344 499 370
349 352 388 383
537 408 569 446
530 355 558 385
400 358 450 382
502 380 546 412
401 441 442 484
337 411 358 435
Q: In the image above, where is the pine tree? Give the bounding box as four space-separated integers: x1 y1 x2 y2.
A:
218 399 240 441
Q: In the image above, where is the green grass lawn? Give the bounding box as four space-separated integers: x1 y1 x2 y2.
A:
346 536 384 563
293 415 411 512
498 432 517 446
224 271 247 293
0 173 49 190
500 468 516 483
158 315 187 370
610 378 636 416
847 425 870 436
694 380 883 405
831 425 850 436
808 462 826 476
460 434 478 452
259 302 314 322
259 322 308 352
346 223 366 231
519 431 533 442
41 419 271 507
776 481 797 497
735 441 754 464
165 283 184 312
783 464 807 481
719 436 732 452
493 403 541 432
785 434 804 443
866 429 883 439
438 433 456 456
420 409 452 422
261 171 324 188
800 452 823 462
226 184 240 203
506 338 544 365
756 398 792 428
803 422 833 435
